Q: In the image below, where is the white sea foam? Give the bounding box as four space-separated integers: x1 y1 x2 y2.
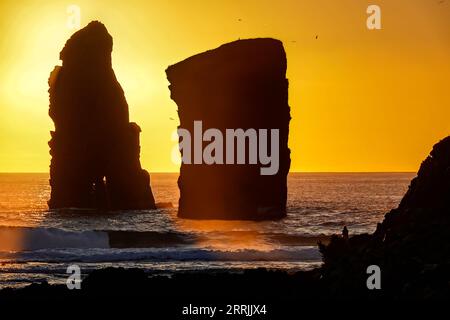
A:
0 246 321 263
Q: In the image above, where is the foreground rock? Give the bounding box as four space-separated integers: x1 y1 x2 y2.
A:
319 136 450 299
166 39 291 220
48 21 156 210
0 267 321 310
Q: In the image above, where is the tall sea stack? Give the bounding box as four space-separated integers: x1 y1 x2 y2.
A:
166 38 291 220
48 21 156 210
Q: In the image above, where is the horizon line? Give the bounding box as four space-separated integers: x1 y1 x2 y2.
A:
0 171 417 174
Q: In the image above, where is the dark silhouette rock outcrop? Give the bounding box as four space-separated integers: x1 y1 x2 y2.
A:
48 21 156 210
166 38 291 220
398 136 450 210
319 136 450 299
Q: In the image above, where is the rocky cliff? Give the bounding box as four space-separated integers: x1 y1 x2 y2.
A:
319 136 450 299
48 21 156 210
166 38 291 220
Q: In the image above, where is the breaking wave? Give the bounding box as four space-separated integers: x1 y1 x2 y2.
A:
0 247 321 263
0 226 322 263
0 226 328 251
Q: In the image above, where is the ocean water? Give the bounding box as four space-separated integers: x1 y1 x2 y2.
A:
0 172 414 288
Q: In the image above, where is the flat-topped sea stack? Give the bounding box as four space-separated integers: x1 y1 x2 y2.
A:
166 38 291 220
48 21 156 210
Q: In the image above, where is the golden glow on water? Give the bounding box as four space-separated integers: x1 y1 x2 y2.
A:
0 1 449 173
0 227 23 252
174 219 276 251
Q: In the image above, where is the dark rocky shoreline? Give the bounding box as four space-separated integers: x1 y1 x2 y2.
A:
1 137 449 305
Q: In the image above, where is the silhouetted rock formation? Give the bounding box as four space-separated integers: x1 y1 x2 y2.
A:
48 21 156 210
399 136 450 210
166 38 291 220
319 136 450 299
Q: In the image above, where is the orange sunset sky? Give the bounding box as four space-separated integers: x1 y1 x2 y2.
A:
0 0 449 173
